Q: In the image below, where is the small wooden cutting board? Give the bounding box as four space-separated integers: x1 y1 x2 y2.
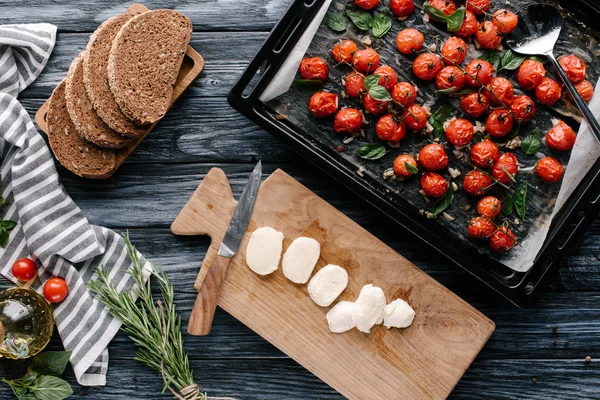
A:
172 168 495 400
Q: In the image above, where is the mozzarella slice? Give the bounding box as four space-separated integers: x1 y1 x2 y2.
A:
383 299 416 329
351 284 386 333
282 237 321 284
245 226 284 275
307 264 348 307
326 301 355 333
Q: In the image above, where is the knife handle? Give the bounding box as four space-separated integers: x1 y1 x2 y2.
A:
188 255 232 336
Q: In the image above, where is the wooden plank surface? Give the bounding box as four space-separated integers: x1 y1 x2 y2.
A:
0 0 599 399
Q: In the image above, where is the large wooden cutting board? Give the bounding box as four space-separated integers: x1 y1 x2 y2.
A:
171 168 495 400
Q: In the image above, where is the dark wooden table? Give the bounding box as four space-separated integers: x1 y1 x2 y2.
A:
1 1 599 399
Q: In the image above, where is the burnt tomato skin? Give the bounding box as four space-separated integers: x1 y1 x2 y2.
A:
353 48 380 74
461 92 490 118
391 82 417 106
299 57 329 81
464 59 494 88
476 21 502 50
492 9 519 35
374 65 398 91
463 170 494 197
445 118 474 146
332 40 358 64
486 109 514 138
491 152 519 184
536 157 565 183
470 139 500 168
436 66 466 92
403 104 428 131
418 143 448 171
517 59 546 90
536 77 562 106
390 0 415 18
441 36 468 65
420 172 449 198
489 226 516 253
376 114 407 142
545 121 577 151
393 154 418 177
558 54 586 83
333 108 363 135
308 92 339 118
510 95 536 123
396 28 425 54
477 196 502 219
345 72 365 98
468 216 496 240
413 53 443 81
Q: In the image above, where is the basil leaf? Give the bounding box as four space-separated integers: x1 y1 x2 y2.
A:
529 55 549 64
368 85 392 101
357 143 386 160
429 117 443 138
473 132 484 143
478 51 501 71
431 181 454 216
28 351 71 377
503 194 514 216
424 5 449 22
372 13 392 38
499 49 526 71
514 183 527 220
345 5 373 31
325 13 348 33
0 219 17 230
31 375 73 400
0 230 9 247
405 162 419 175
363 74 380 90
521 128 541 155
432 104 453 122
436 87 458 94
292 79 324 93
447 7 466 32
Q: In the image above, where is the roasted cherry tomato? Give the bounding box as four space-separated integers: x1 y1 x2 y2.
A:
536 77 562 106
393 154 418 177
536 157 564 183
455 10 478 38
441 36 467 65
376 114 406 142
353 48 380 74
445 118 474 146
413 53 443 81
476 21 502 50
436 66 465 92
517 59 546 91
461 92 490 118
468 216 496 240
418 143 448 171
463 170 493 197
558 54 586 83
374 65 398 91
470 139 500 168
489 226 516 253
485 77 515 106
308 92 338 118
11 258 37 282
491 152 518 184
355 0 380 10
466 0 490 15
332 40 358 64
43 277 68 303
396 28 425 54
334 108 363 135
509 95 536 123
464 59 494 88
299 57 328 81
477 196 502 219
391 81 417 106
426 0 457 21
345 72 366 98
403 104 428 131
363 93 389 115
390 0 415 18
492 9 518 35
546 121 576 151
486 109 514 138
421 172 449 198
572 80 594 103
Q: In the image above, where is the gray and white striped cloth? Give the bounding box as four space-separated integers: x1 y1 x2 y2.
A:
0 24 150 386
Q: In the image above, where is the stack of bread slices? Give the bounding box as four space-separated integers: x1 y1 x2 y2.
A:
46 9 192 178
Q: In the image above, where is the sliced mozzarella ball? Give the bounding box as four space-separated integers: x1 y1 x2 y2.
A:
245 226 284 275
352 284 386 333
383 299 416 329
307 264 348 307
326 301 355 333
282 237 321 284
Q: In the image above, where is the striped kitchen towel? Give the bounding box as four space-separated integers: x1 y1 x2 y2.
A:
0 24 150 386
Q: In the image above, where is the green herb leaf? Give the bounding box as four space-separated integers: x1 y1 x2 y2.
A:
473 133 484 143
529 55 549 64
514 183 527 220
446 7 466 32
292 79 324 93
0 220 17 230
357 143 387 160
499 49 526 71
0 230 9 247
325 13 348 33
521 128 541 155
368 85 393 101
436 87 458 94
503 194 514 216
478 51 501 71
372 13 392 38
431 181 454 216
424 5 449 22
428 105 453 139
28 352 71 377
405 162 419 175
31 375 72 400
345 5 374 31
363 74 380 90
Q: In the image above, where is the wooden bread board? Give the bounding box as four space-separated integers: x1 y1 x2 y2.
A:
171 168 495 400
34 3 205 178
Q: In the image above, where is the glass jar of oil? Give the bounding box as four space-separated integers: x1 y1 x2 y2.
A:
0 287 54 359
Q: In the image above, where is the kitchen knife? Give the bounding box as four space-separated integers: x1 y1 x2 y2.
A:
188 161 262 335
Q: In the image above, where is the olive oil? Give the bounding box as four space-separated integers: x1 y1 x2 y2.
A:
0 287 54 359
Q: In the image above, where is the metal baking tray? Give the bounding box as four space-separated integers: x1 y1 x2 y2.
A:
228 0 600 306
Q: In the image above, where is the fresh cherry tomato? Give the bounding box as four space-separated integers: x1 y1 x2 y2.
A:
441 36 467 65
491 152 518 184
477 196 502 219
355 0 380 10
353 48 380 74
476 21 502 50
334 108 363 135
418 143 448 171
485 77 515 106
363 93 389 115
468 216 496 240
464 59 494 88
489 226 516 253
332 40 358 64
420 172 449 198
461 92 490 118
426 0 456 21
11 258 37 282
492 9 518 35
509 95 536 123
546 121 576 151
43 277 68 303
403 104 428 131
299 57 328 81
517 59 546 91
536 156 564 183
536 77 562 106
572 80 594 103
391 81 417 106
413 53 443 81
486 109 514 138
558 54 586 83
463 170 493 197
376 114 406 142
455 10 478 38
466 0 490 15
396 28 425 55
308 92 339 118
345 72 366 98
374 65 398 91
470 139 500 168
445 118 474 146
436 66 465 92
390 0 415 18
393 154 418 177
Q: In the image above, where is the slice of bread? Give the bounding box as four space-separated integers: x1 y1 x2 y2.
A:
83 12 147 137
65 53 131 149
47 81 117 179
107 10 192 126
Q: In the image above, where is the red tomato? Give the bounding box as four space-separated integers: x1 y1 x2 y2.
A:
470 139 500 168
308 92 339 118
299 57 328 81
396 28 425 54
355 0 380 10
573 80 594 103
376 114 407 142
418 143 448 171
536 157 564 183
489 226 516 253
390 0 415 18
517 59 546 91
464 59 494 88
332 40 358 64
413 53 443 81
403 104 428 131
509 95 536 123
455 10 478 38
441 37 468 65
466 0 490 15
491 152 518 184
11 258 37 282
391 82 417 106
546 121 576 151
353 48 380 74
468 216 496 240
477 196 502 219
486 109 514 138
536 77 562 106
485 77 515 106
334 108 363 134
43 277 68 303
363 93 389 115
463 170 493 197
558 54 586 83
344 72 366 98
492 9 518 35
393 154 418 177
426 0 457 21
476 21 502 50
436 66 466 92
461 92 490 118
421 172 449 198
374 65 398 91
445 118 474 146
